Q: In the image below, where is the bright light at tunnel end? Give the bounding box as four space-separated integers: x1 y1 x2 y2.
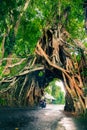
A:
55 81 65 95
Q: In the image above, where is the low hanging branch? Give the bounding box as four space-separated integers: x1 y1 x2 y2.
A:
18 66 44 76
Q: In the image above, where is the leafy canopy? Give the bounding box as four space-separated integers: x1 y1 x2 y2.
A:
0 0 86 58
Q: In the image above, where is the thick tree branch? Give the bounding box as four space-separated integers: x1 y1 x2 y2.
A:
36 42 71 80
18 66 44 76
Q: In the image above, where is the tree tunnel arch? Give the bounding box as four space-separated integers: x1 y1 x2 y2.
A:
0 28 86 114
35 28 86 113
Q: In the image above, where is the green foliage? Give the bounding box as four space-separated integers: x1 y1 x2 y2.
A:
0 66 4 79
0 0 86 58
38 71 44 77
64 0 85 38
15 19 42 56
0 98 7 106
81 67 87 77
5 29 15 56
84 41 87 48
45 80 65 104
45 86 52 95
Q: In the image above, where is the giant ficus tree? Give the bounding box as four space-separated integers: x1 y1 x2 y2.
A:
0 0 87 113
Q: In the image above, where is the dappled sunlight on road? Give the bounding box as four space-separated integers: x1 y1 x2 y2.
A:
57 117 77 130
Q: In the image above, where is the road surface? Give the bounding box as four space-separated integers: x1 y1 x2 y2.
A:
0 104 87 130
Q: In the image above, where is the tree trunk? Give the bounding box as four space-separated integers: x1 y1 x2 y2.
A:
64 92 75 112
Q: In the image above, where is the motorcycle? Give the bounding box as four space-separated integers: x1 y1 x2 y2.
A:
39 99 46 108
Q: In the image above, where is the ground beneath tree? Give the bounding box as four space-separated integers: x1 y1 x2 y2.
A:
0 104 87 130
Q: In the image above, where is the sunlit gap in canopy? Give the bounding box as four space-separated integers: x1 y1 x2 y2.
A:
44 79 65 106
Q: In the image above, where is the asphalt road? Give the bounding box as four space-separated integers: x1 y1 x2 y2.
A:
0 104 87 130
